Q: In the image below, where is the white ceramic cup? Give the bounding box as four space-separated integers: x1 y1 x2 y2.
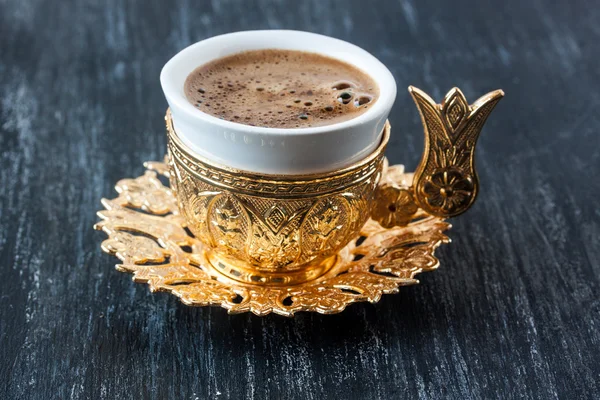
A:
160 30 396 175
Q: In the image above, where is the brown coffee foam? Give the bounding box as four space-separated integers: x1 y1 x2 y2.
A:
184 49 379 129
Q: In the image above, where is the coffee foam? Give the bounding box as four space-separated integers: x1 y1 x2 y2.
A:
184 49 379 128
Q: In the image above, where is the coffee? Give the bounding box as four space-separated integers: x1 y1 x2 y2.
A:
184 49 379 128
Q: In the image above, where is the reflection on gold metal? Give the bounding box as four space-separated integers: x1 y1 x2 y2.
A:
95 161 450 316
408 87 504 218
166 110 388 281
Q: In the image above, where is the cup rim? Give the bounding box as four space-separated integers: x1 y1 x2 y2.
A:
166 109 390 181
160 30 396 137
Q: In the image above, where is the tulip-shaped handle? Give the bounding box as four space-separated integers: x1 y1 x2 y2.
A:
409 86 504 218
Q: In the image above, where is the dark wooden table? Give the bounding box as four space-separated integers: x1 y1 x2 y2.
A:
1 0 598 398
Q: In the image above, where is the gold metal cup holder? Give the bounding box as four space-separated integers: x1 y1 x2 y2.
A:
95 87 503 316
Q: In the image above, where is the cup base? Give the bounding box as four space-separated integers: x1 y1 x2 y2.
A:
205 250 338 286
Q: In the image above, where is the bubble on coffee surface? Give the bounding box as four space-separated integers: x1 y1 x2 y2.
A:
184 49 379 128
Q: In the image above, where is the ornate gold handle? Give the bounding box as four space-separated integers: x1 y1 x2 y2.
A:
371 87 503 228
409 86 504 218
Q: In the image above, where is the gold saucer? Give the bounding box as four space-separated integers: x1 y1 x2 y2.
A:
94 160 450 316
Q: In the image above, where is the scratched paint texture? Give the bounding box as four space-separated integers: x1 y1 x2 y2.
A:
0 0 599 399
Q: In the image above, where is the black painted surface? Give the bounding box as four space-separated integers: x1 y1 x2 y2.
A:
1 0 598 399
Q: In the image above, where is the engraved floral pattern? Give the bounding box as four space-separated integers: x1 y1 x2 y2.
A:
249 223 300 268
372 186 418 228
423 167 474 214
308 199 343 250
101 232 168 264
213 198 243 246
115 171 176 214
